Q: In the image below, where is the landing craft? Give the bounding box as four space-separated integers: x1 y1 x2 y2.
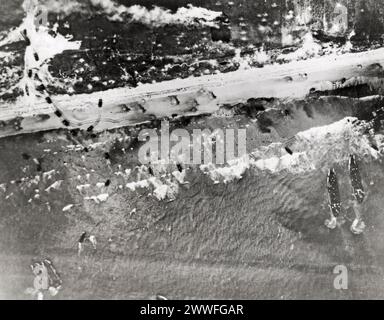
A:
349 155 365 204
327 168 341 218
30 258 62 297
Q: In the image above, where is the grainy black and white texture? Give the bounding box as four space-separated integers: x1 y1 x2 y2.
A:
1 0 384 300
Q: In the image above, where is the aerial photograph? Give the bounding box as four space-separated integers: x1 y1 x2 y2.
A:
1 0 384 302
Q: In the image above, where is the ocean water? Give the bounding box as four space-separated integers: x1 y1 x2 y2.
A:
1 0 384 300
0 92 384 299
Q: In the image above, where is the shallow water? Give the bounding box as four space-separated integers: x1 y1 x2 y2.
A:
1 92 384 299
1 0 384 300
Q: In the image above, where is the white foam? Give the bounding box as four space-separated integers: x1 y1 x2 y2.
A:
42 169 56 181
76 184 91 193
45 180 63 192
1 1 81 106
84 193 109 203
88 1 222 27
201 156 250 183
126 176 178 201
278 32 322 61
126 179 150 191
62 204 74 212
201 118 379 183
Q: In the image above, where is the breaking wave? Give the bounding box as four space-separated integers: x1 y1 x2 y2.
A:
34 0 222 27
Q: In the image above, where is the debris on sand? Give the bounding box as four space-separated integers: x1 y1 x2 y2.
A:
84 193 109 204
351 218 366 235
62 204 75 212
76 184 91 193
89 235 97 250
78 231 87 256
45 180 63 192
89 2 223 27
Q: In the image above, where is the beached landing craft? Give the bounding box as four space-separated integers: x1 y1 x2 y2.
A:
325 168 341 229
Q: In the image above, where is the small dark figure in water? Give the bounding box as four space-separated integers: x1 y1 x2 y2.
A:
78 232 87 256
285 146 293 155
211 14 231 43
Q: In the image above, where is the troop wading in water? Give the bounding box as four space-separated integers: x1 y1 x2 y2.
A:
325 154 366 234
78 232 97 256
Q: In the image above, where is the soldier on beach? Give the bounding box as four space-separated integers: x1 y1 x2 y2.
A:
78 232 87 256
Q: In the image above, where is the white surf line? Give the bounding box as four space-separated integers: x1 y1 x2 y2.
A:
201 117 381 184
1 47 384 138
93 2 223 27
